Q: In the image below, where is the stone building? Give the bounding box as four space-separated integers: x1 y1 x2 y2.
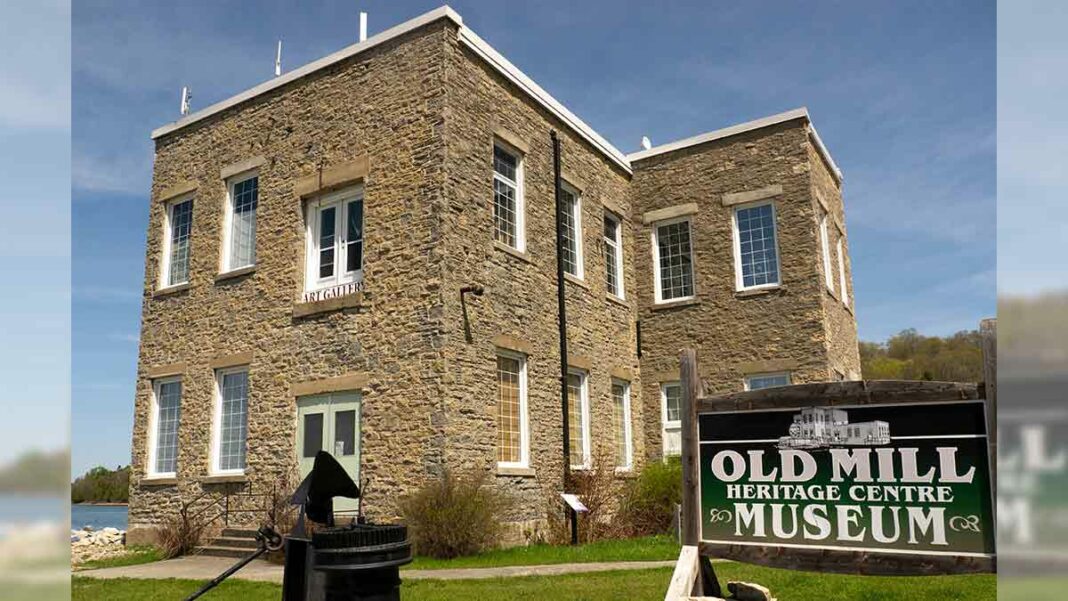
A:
127 6 860 545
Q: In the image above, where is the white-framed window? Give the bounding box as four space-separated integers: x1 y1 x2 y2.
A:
820 213 834 292
567 369 591 469
603 212 624 298
221 173 259 273
732 202 781 290
652 218 695 303
837 238 849 306
147 377 182 478
495 351 529 469
661 382 681 457
744 372 792 391
160 196 193 288
304 185 364 293
212 367 249 474
560 183 583 278
492 143 525 251
612 379 633 471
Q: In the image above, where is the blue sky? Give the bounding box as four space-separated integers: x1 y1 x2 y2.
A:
71 0 995 476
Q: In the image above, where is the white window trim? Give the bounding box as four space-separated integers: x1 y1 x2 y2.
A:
660 381 681 458
146 376 180 479
820 213 834 292
613 379 633 472
744 371 793 391
211 366 249 476
569 368 592 470
731 200 782 291
837 238 849 306
303 185 365 294
220 170 258 275
493 141 525 253
651 217 696 304
562 182 584 279
604 211 625 299
159 194 193 290
496 349 530 470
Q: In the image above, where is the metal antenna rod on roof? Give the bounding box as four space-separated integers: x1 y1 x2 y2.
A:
359 11 368 42
180 86 191 116
275 40 283 77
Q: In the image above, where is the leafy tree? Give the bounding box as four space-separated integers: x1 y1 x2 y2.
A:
71 464 130 503
0 449 69 494
861 329 983 382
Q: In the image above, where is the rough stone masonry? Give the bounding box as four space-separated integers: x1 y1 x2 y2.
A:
127 7 859 546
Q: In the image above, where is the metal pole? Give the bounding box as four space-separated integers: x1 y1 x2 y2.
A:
551 130 576 545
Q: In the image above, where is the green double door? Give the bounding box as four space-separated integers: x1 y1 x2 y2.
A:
296 391 361 513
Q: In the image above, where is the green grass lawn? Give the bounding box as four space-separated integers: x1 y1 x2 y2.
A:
75 546 165 571
73 563 995 601
406 534 679 569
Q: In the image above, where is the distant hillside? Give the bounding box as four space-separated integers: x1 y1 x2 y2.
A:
71 465 130 504
0 448 69 494
860 328 984 382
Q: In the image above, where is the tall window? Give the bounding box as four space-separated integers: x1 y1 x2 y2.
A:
493 144 524 251
305 186 364 292
653 219 695 303
612 380 632 471
162 197 193 287
224 174 259 272
214 367 249 473
149 377 182 477
837 238 848 306
661 382 681 457
733 203 780 290
567 370 590 469
603 213 624 298
496 352 529 468
560 185 583 278
745 372 791 391
820 213 834 292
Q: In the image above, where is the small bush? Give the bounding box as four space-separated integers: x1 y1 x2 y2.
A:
400 469 507 559
618 456 682 536
556 446 628 543
158 498 210 559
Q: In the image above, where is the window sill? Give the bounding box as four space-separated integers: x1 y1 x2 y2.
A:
153 283 190 297
564 273 589 290
293 291 366 318
140 476 178 486
496 466 536 478
650 297 700 312
494 241 533 264
200 474 248 485
735 285 784 298
614 469 637 479
216 265 256 283
605 293 628 308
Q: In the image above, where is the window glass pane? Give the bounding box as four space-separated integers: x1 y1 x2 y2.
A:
302 413 323 458
736 204 779 288
561 189 580 276
748 373 791 390
821 215 834 290
318 206 336 279
496 355 523 464
493 146 518 248
155 380 182 474
334 410 356 456
567 372 586 466
603 215 620 296
346 199 363 273
229 176 258 269
656 221 694 300
218 370 249 471
664 384 681 423
168 200 193 286
612 382 629 467
493 146 517 182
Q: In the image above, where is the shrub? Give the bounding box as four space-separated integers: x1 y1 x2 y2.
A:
618 456 682 536
399 469 506 559
554 446 628 543
158 497 210 559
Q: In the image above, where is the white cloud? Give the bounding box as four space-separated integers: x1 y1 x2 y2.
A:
72 151 152 196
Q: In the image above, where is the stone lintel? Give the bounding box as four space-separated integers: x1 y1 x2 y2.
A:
492 334 531 355
157 180 198 203
721 184 783 207
209 350 254 369
294 156 369 198
642 203 699 225
736 359 798 375
560 169 586 193
220 156 267 180
610 366 633 381
492 127 530 155
292 292 365 318
291 373 369 397
146 362 186 378
568 354 593 371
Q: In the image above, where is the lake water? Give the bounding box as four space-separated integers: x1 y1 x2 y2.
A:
0 495 69 536
71 504 128 531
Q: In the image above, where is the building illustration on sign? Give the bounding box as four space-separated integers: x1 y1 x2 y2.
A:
776 407 890 449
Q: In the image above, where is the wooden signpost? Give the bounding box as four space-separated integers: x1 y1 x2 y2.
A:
668 326 997 598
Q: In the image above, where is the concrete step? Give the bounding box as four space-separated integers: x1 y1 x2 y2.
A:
210 536 260 549
220 527 259 539
196 545 256 559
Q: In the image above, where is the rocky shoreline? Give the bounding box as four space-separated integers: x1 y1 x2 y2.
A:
71 526 127 564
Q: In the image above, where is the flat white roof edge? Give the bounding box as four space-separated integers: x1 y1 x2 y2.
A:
150 6 464 139
456 28 631 173
627 107 843 183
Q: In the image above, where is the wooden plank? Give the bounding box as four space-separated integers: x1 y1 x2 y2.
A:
699 542 994 576
664 545 699 601
696 380 980 414
680 349 701 547
980 318 997 531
